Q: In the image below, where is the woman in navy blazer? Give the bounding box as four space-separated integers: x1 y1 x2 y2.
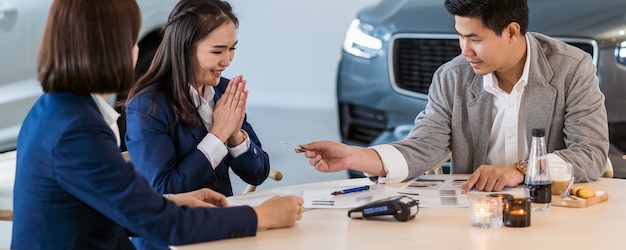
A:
12 0 303 249
125 0 273 249
125 0 270 197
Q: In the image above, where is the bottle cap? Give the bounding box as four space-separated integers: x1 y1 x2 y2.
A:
532 128 545 137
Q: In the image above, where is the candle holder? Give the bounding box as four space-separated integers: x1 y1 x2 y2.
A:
504 198 531 227
487 193 514 209
488 193 514 223
469 197 502 228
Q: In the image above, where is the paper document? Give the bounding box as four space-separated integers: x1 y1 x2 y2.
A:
301 184 390 209
228 184 390 209
394 175 470 208
227 189 304 207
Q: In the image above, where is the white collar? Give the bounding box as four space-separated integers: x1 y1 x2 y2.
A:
90 94 120 127
189 85 216 107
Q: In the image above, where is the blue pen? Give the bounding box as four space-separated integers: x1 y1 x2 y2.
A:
331 185 370 195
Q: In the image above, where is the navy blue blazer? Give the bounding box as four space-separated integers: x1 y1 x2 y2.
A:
12 93 258 249
125 77 270 196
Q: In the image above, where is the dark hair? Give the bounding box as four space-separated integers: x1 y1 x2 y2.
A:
38 0 141 94
444 0 528 36
127 0 239 128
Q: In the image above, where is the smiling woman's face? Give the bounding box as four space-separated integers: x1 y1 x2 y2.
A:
192 21 238 87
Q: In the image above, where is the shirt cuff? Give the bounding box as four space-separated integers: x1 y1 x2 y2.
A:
546 153 566 165
228 130 251 157
197 133 228 169
368 144 409 183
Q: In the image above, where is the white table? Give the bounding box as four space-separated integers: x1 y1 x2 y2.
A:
175 177 626 250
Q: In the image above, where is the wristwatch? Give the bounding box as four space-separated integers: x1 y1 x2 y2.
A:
514 160 527 184
514 160 528 179
514 160 527 175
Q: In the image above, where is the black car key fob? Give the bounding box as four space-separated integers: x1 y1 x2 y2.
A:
348 195 419 221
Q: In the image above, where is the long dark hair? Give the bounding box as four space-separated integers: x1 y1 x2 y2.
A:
126 0 238 128
39 0 141 94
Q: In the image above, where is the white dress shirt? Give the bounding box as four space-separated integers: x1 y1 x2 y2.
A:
482 41 530 167
91 94 121 147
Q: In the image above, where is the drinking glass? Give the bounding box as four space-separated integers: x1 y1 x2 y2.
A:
550 162 573 198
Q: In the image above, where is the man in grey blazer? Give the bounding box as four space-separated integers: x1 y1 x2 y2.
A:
299 0 608 193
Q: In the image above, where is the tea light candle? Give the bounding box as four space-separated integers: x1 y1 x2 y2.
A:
505 198 531 227
469 197 502 228
474 205 491 221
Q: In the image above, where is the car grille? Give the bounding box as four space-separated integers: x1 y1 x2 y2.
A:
390 35 597 96
391 36 461 95
339 102 387 144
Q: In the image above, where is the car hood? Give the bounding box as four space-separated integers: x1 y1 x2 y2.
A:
358 0 626 42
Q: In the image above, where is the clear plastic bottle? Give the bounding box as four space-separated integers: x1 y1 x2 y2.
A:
524 128 551 211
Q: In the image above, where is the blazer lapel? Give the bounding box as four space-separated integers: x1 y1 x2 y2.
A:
213 87 223 102
524 33 556 146
468 75 493 165
188 111 208 143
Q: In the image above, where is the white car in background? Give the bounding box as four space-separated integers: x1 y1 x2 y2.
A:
0 0 178 152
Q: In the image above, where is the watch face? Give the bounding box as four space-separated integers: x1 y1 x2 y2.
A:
516 161 527 173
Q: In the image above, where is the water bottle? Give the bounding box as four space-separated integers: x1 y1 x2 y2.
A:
524 128 551 211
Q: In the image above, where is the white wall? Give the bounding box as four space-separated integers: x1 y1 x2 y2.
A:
225 0 381 110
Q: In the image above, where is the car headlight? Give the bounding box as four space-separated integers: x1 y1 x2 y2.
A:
616 41 626 65
342 19 383 59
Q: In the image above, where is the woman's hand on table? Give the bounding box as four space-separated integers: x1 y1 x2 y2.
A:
166 188 229 207
253 195 304 229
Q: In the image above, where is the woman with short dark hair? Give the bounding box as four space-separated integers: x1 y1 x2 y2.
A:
12 0 304 248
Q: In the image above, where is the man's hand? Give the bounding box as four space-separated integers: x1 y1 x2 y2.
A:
166 188 229 207
461 165 524 194
299 141 355 172
298 141 387 177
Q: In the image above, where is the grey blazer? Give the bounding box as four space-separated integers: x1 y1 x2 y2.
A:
391 32 608 182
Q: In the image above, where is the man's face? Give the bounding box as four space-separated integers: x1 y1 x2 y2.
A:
454 16 515 76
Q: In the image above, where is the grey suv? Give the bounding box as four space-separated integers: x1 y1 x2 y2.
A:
337 0 626 177
0 0 177 152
